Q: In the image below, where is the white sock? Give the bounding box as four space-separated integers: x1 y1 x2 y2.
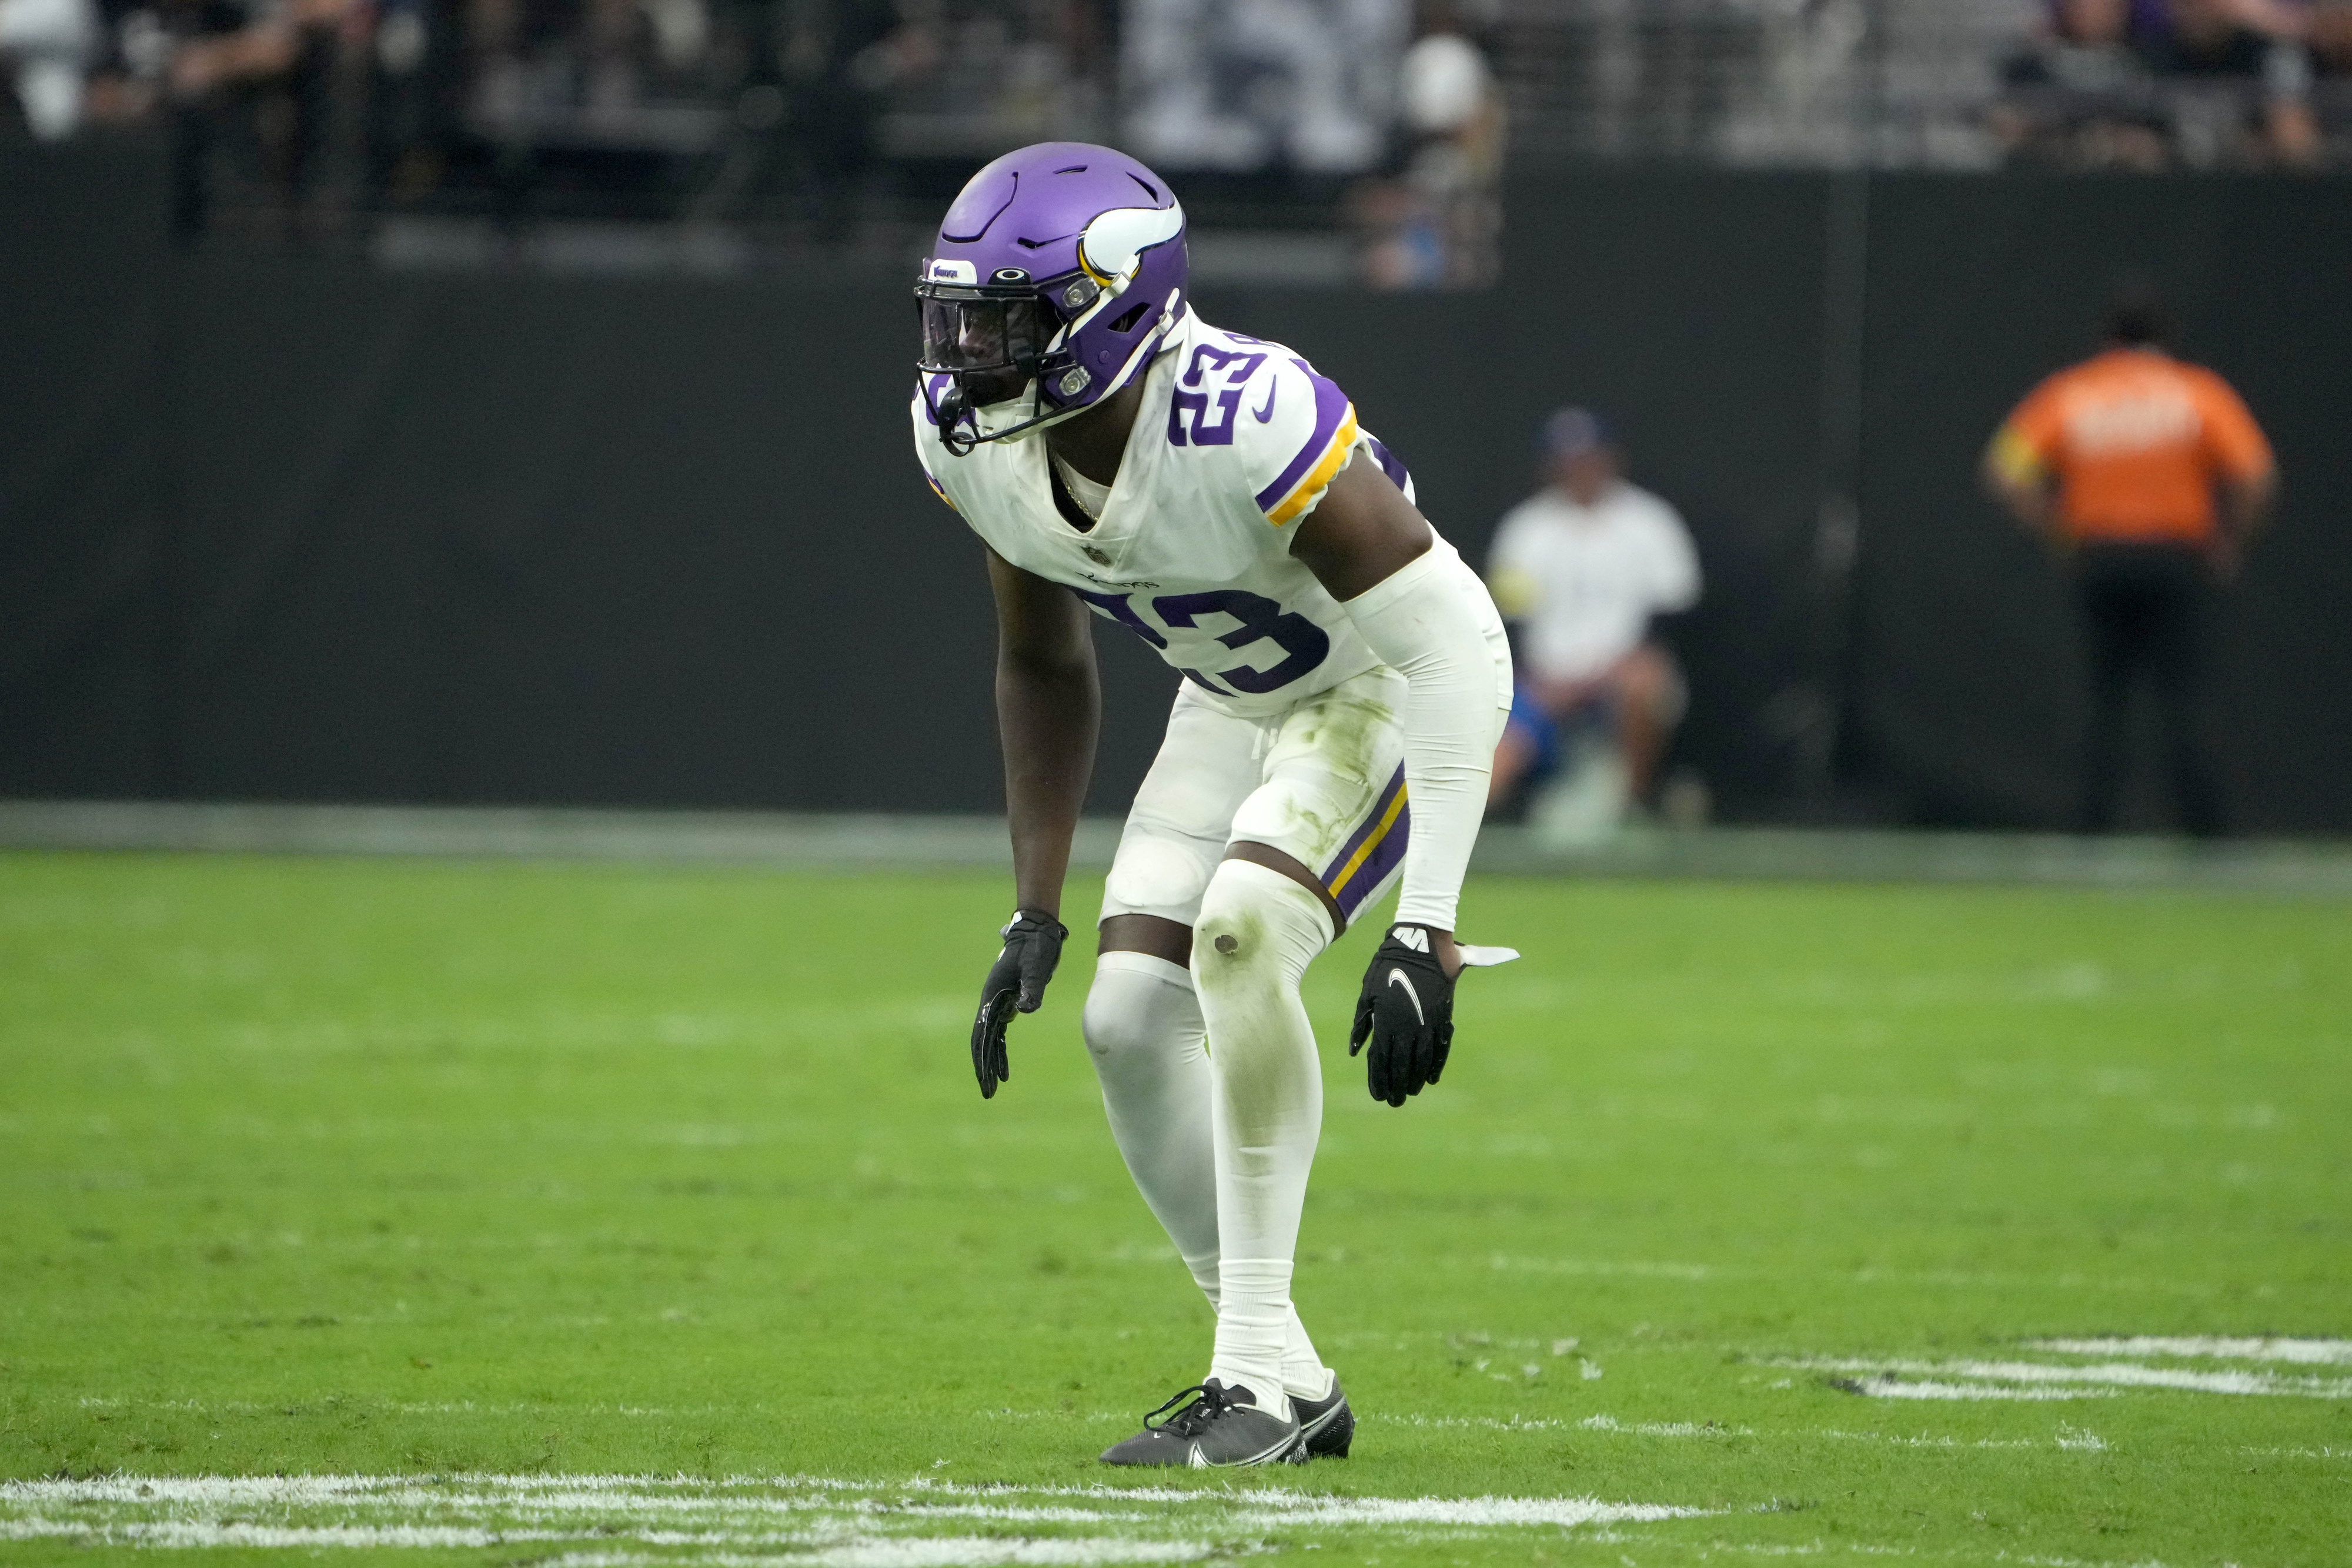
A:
1191 858 1332 1418
1083 951 1334 1406
1185 1257 1335 1405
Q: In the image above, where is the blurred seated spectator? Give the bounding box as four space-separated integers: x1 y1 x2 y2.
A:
1124 0 1404 173
1358 0 1502 289
1994 0 2321 167
55 0 351 233
1993 0 2170 169
2141 0 2319 165
1 0 98 137
469 0 667 126
1485 409 1701 823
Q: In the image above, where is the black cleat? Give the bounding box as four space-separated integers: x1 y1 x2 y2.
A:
1099 1379 1308 1468
1292 1375 1355 1458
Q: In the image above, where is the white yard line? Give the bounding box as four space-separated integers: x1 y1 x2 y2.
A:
1577 1415 1750 1437
1238 1497 1710 1527
1782 1356 2352 1398
5 1521 1210 1564
2024 1336 2352 1365
536 1544 1211 1568
1835 1378 2114 1402
2 1520 586 1548
0 1472 1716 1554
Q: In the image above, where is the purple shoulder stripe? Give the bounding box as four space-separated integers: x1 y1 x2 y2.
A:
1253 363 1352 514
1365 433 1410 494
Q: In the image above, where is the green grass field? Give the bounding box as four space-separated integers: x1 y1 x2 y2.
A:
2 850 2347 1566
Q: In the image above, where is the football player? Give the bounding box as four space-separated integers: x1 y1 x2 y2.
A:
912 142 1515 1467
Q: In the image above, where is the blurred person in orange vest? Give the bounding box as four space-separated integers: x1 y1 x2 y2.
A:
1983 287 2276 837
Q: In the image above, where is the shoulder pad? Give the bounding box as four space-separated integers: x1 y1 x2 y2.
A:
1161 336 1357 528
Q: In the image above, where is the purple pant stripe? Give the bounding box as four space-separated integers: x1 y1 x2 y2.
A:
1332 803 1411 922
1320 763 1408 889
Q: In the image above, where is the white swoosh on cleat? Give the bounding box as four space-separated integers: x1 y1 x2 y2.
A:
1387 968 1424 1023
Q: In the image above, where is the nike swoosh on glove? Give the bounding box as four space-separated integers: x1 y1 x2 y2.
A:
971 909 1067 1099
1349 925 1455 1108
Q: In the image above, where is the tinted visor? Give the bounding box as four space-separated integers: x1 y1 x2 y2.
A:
917 293 1050 376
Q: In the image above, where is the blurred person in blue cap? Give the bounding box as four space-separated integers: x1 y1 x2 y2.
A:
1485 408 1700 818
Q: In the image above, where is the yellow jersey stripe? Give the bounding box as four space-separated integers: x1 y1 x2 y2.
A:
1265 410 1359 526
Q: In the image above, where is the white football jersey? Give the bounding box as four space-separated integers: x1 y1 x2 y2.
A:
912 310 1446 718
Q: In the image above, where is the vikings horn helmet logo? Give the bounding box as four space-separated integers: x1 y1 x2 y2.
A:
916 143 1190 454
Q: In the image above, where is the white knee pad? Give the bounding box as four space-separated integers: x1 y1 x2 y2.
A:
1083 951 1201 1068
1190 858 1331 1001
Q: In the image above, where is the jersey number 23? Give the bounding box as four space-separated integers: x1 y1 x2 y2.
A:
1074 587 1329 697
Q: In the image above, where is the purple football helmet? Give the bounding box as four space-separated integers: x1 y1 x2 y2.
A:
916 142 1188 453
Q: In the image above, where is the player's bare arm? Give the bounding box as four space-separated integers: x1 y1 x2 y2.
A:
1288 449 1436 599
985 544 1098 920
968 545 1098 1096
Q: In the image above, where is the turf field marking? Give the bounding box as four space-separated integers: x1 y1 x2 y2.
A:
0 1473 1718 1557
1365 1412 1745 1438
1578 1415 1750 1437
1 1520 581 1549
1828 1378 2113 1402
1785 1355 2352 1398
1237 1496 1707 1527
538 1546 1212 1567
2024 1336 2352 1364
4 1522 1211 1564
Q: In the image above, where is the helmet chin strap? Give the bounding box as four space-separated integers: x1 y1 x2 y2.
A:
931 377 1084 456
930 289 1184 456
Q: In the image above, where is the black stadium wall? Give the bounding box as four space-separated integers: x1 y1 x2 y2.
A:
4 143 2349 831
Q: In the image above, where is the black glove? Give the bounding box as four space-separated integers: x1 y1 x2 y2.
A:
1349 924 1456 1107
970 909 1067 1099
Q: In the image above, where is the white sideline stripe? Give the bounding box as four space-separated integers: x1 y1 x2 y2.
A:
536 1547 1209 1568
1368 1413 1747 1437
0 1473 1691 1513
3 1522 1208 1563
1840 1378 2114 1402
0 1473 1714 1541
1578 1415 1751 1437
2 1521 581 1547
1785 1355 2352 1398
7 1496 1146 1530
1241 1498 1708 1527
2025 1336 2352 1365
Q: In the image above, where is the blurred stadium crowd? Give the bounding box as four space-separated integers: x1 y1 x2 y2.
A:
5 1 2348 273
